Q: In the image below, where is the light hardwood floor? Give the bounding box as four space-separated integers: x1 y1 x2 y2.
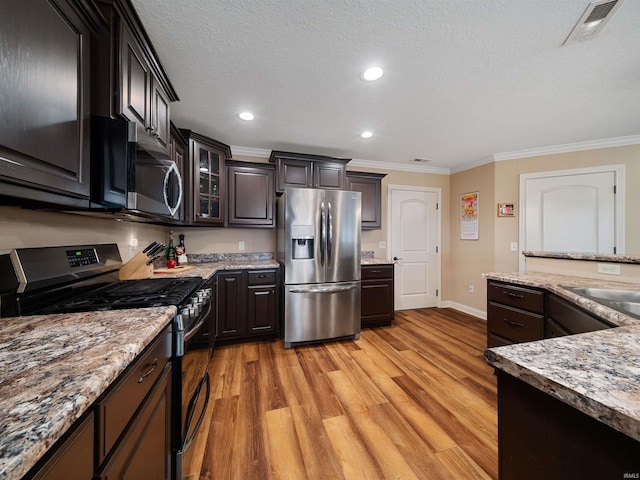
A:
187 307 498 479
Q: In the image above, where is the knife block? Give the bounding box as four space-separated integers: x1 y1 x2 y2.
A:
119 252 154 280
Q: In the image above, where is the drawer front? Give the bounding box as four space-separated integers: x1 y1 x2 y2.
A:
97 324 172 462
361 265 394 280
488 282 544 314
488 303 544 343
247 269 277 286
547 294 613 335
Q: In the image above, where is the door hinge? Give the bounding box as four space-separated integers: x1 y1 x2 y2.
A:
436 202 439 210
613 185 617 194
436 246 439 253
614 246 617 254
436 289 439 297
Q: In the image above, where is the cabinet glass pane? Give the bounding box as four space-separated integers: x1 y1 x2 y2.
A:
211 176 219 197
199 196 209 218
211 199 220 218
199 173 209 194
210 153 220 174
199 149 209 172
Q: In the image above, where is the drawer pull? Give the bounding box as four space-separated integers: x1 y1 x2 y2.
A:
138 358 158 383
370 270 382 273
503 319 525 328
503 291 524 299
258 274 267 278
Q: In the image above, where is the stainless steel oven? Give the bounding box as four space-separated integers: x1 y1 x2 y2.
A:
0 243 214 480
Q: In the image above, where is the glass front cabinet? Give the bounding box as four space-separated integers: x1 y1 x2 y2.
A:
181 130 232 225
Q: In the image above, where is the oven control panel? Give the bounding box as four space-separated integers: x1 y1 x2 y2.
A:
66 248 99 268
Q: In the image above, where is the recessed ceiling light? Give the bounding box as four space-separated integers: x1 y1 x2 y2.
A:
362 66 383 81
238 112 255 121
360 131 373 139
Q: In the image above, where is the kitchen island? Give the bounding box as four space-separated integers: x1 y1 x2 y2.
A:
0 306 176 480
484 272 640 479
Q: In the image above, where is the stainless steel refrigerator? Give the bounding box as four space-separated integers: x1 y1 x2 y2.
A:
277 188 361 348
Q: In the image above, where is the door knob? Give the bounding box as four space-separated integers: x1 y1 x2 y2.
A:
393 256 402 261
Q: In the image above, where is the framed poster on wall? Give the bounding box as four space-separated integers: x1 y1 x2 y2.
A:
461 192 479 240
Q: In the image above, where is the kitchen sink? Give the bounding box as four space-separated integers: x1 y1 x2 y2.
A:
561 286 640 319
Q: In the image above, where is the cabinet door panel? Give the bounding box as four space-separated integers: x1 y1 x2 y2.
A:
217 272 246 338
120 26 149 127
227 165 274 227
247 286 277 334
314 162 345 189
31 413 94 480
151 78 170 148
98 365 172 480
278 158 313 190
346 172 385 230
0 0 91 203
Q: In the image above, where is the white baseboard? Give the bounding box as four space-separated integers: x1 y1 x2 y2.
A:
439 301 487 320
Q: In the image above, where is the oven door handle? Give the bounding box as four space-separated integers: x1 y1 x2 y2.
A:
184 317 206 344
183 371 210 451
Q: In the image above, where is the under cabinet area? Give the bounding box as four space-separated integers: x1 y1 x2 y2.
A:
269 151 351 193
361 264 395 328
216 269 279 343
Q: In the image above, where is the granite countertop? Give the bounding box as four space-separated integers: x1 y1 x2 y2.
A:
0 306 177 480
152 260 280 280
484 271 640 441
523 251 640 264
153 258 393 279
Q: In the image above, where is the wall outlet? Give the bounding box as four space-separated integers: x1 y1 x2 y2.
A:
379 241 386 249
467 283 474 293
510 241 518 252
597 263 620 275
238 241 245 251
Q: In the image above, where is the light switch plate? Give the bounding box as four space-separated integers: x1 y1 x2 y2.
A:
379 241 386 249
238 241 245 251
510 242 518 252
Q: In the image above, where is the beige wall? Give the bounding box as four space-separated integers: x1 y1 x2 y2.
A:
0 207 167 262
493 143 640 273
449 163 496 313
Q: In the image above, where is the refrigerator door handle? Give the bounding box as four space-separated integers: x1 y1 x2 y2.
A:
320 201 326 267
327 201 333 266
289 284 358 294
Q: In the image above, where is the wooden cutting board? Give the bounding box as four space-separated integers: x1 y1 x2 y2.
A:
153 265 197 274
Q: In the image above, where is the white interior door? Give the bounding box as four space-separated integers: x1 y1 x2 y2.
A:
389 186 440 310
520 166 624 271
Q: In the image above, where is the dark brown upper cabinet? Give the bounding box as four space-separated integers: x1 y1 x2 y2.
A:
226 160 275 228
91 0 178 148
269 151 351 193
180 130 231 225
0 0 103 208
346 171 386 230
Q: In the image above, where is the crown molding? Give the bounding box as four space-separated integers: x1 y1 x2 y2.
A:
348 158 450 174
493 135 640 162
230 146 271 159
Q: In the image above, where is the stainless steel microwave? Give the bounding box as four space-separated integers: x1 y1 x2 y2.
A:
91 116 183 220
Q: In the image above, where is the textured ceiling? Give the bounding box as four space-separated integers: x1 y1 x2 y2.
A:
131 0 640 172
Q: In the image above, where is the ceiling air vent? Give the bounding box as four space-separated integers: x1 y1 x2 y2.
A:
563 0 624 45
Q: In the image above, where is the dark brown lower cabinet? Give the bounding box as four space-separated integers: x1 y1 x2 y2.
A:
96 364 172 480
497 371 640 479
361 264 394 328
29 412 94 480
217 268 279 343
